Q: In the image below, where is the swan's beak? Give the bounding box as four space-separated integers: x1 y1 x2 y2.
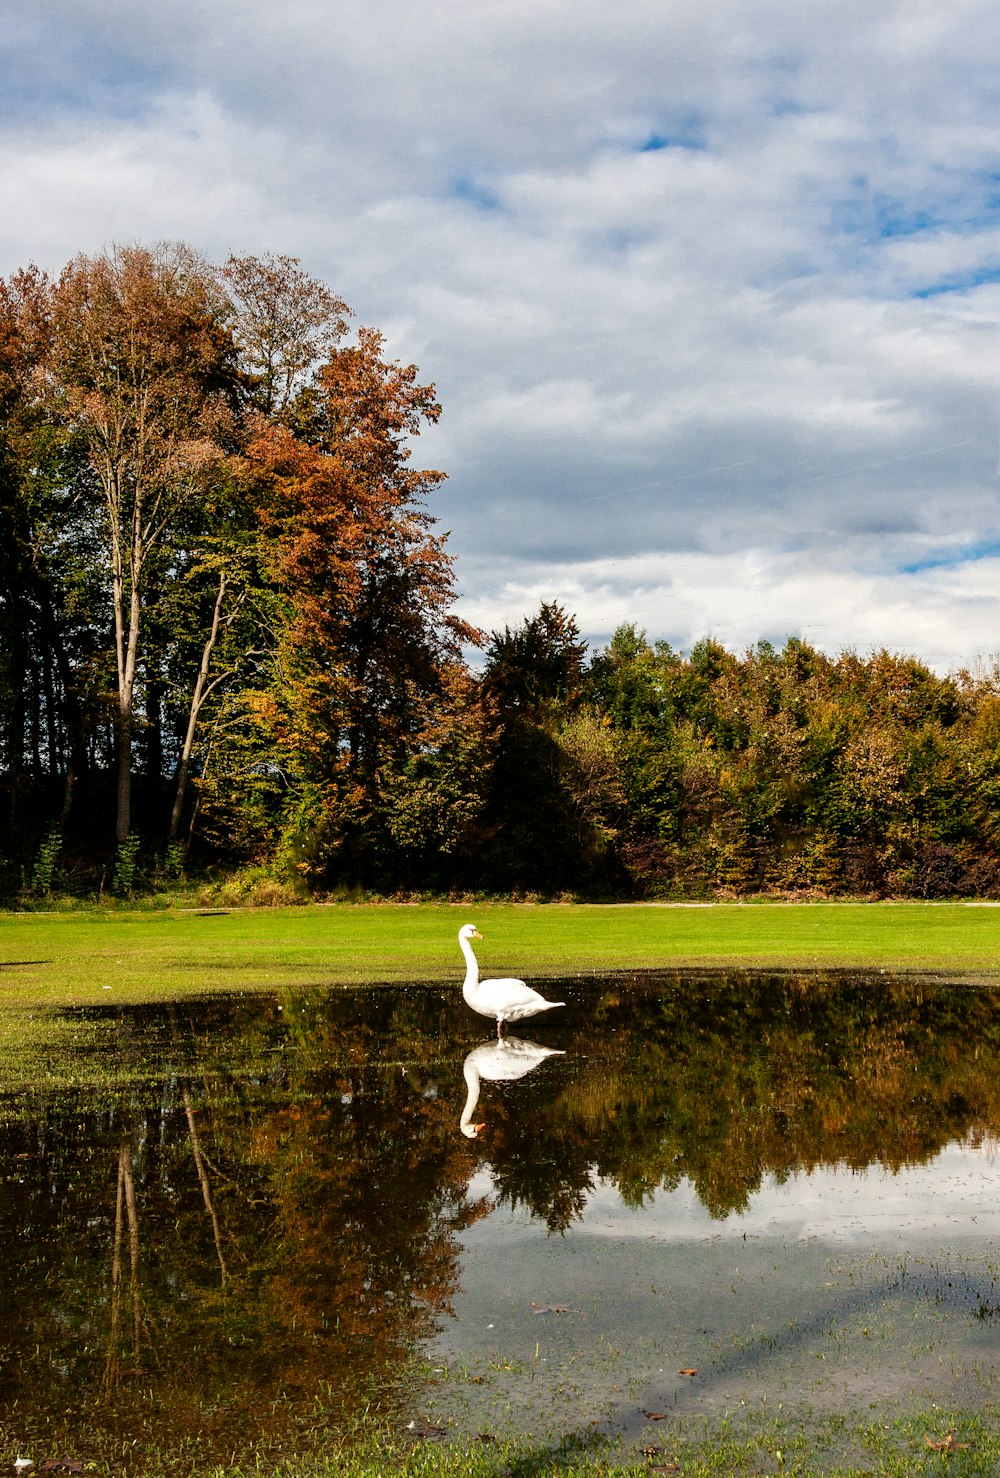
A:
462 1122 486 1138
471 927 483 938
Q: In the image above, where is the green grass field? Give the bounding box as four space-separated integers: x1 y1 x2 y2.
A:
1 899 999 1008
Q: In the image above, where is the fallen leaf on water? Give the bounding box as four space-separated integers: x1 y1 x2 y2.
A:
644 1411 668 1421
530 1301 580 1314
924 1433 971 1452
677 1368 698 1376
650 1465 681 1475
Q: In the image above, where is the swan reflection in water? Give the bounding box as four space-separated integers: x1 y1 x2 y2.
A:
460 1036 565 1138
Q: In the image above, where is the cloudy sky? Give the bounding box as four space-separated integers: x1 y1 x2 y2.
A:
5 0 1000 669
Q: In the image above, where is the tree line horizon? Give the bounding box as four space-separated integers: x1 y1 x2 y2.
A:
4 239 1000 903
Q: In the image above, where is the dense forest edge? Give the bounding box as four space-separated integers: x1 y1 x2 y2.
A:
5 241 1000 908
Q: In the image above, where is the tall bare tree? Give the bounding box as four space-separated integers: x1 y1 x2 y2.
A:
51 243 234 842
223 251 349 418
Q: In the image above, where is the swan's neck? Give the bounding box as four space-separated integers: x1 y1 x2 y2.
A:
460 1057 481 1136
459 935 479 1005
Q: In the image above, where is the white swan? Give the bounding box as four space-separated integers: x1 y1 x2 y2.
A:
460 1036 565 1138
458 923 564 1037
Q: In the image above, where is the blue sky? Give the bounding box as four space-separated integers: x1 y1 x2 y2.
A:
4 0 1000 669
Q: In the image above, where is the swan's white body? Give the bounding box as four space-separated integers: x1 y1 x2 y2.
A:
460 1036 565 1137
458 924 564 1036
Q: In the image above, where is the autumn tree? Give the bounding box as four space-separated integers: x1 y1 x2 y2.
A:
0 266 105 866
3 243 482 886
50 243 236 843
0 268 56 833
196 325 480 884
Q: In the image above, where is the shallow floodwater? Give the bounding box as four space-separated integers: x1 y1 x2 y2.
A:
1 969 999 1467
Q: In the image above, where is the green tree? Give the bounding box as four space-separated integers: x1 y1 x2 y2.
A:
479 604 619 892
483 600 587 714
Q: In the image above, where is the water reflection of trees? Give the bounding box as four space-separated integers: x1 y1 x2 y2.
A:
475 971 1000 1226
0 972 998 1465
0 991 487 1467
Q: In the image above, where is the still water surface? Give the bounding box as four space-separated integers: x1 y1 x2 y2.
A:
1 969 998 1466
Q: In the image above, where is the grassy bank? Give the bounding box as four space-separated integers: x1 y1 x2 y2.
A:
1 899 999 1008
4 1407 997 1476
242 1409 1000 1477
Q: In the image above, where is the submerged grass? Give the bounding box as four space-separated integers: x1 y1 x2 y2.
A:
2 899 1000 1009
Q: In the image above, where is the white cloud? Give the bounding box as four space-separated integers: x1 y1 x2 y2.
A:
4 0 1000 669
456 547 1000 671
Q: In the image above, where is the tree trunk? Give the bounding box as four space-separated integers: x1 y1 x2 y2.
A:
103 1143 142 1393
182 1082 228 1286
6 622 26 840
37 584 89 801
102 1147 126 1394
169 571 229 842
29 666 42 778
42 642 59 777
114 523 143 846
115 703 132 845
